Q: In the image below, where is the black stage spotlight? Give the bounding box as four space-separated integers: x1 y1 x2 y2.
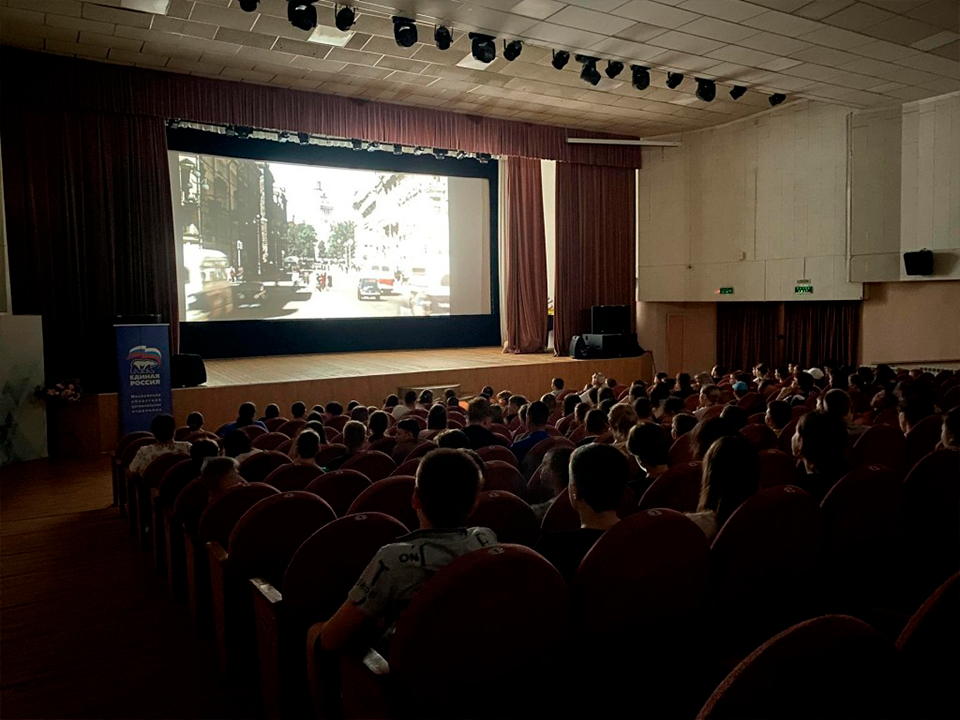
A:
367 141 380 152
769 93 786 106
434 148 448 159
351 139 364 151
289 1 317 31
551 49 570 70
605 60 624 79
434 25 452 50
297 132 311 144
393 16 417 47
278 131 292 142
665 72 683 89
470 33 496 63
455 150 467 160
503 39 523 61
477 153 490 164
234 125 253 139
413 146 425 155
576 55 601 86
695 78 716 102
334 4 355 32
729 85 747 100
393 144 404 155
239 0 258 11
630 65 650 90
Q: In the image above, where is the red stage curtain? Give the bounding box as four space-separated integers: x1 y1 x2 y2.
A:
0 49 644 169
1 109 178 389
503 157 548 354
783 302 860 369
716 303 780 372
553 162 637 356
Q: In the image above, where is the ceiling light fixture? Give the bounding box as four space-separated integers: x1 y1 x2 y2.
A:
469 33 496 63
393 16 417 48
630 65 650 91
434 25 452 50
333 4 355 32
665 72 683 89
730 85 747 100
288 1 317 31
769 93 786 106
239 0 259 11
576 55 601 86
551 49 570 70
503 39 523 61
695 78 716 102
605 60 624 79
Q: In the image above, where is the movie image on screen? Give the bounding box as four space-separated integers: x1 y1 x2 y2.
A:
170 151 491 322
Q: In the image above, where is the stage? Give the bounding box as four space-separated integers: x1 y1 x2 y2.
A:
64 347 653 455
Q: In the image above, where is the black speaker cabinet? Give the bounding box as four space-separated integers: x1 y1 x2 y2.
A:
569 335 588 359
903 249 934 276
171 353 207 388
591 305 631 334
582 333 644 359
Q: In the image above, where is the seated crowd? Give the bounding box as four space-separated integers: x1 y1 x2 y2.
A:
120 361 959 717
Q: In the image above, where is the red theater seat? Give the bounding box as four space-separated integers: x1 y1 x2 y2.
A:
854 423 906 476
389 458 421 477
342 451 395 482
482 460 528 499
347 475 418 531
326 416 349 432
242 425 267 441
668 432 696 465
264 417 288 432
467 491 539 547
263 464 324 493
758 449 798 490
277 420 306 437
740 423 778 450
637 461 702 513
238 451 291 484
136 452 190 549
475 444 518 467
315 443 347 467
252 431 290 451
367 436 396 455
520 436 574 480
905 414 944 468
116 435 155 518
305 470 372 517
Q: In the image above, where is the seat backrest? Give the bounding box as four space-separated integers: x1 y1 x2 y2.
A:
573 509 710 647
403 441 435 463
701 405 725 422
173 477 209 535
736 392 760 413
276 438 294 456
740 423 778 450
467 491 539 547
709 486 823 651
262 463 324 493
341 450 396 482
540 488 580 533
143 452 191 489
476 444 518 467
281 512 410 623
567 425 587 445
872 407 900 427
174 425 191 441
390 546 569 717
854 423 906 475
637 461 703 513
520 437 575 480
276 419 306 437
942 385 959 411
367 436 396 455
490 423 513 442
684 394 699 411
758 449 798 490
747 412 766 425
119 436 155 468
115 430 154 458
242 424 267 441
237 450 291 484
227 491 336 585
895 572 959 720
482 460 528 499
326 415 349 432
197 482 279 548
184 430 218 444
668 432 696 465
820 464 902 567
905 414 944 468
446 415 465 429
777 419 799 454
158 459 199 509
346 475 419 531
697 615 901 720
323 426 339 442
390 457 422 477
315 443 347 466
304 469 372 517
252 431 290 451
264 417 288 432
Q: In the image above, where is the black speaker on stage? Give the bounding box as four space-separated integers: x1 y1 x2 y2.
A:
582 333 644 359
903 249 934 276
172 353 207 388
569 335 588 359
591 305 631 334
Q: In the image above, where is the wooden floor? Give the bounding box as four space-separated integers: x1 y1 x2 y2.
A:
0 456 253 719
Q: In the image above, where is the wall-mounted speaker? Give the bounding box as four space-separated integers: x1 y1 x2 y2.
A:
903 249 934 276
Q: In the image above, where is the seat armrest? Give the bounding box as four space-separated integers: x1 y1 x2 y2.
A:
339 647 391 718
251 577 286 719
361 648 390 676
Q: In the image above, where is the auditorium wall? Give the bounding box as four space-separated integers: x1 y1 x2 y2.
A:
637 301 717 376
638 100 860 303
860 281 960 366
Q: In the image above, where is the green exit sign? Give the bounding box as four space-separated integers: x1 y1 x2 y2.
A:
795 285 814 294
718 287 735 295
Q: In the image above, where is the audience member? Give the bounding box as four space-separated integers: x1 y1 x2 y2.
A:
672 413 697 440
505 395 527 424
417 390 434 410
307 411 325 423
691 417 737 460
694 372 713 391
732 381 749 400
294 430 321 468
480 385 494 400
694 385 722 420
391 418 422 464
540 393 557 415
778 371 815 407
819 389 867 438
941 407 959 450
462 398 510 450
608 404 638 456
435 429 469 449
259 404 281 423
326 421 367 470
303 420 326 444
496 390 512 409
444 388 457 401
189 438 220 470
186 411 204 432
598 398 616 416
791 411 850 502
307 448 495 655
291 401 307 420
626 422 669 490
426 405 447 432
218 402 266 436
200 456 247 503
392 391 417 420
347 400 360 413
350 406 369 426
325 402 344 419
129 414 191 476
510 401 551 463
634 397 654 424
535 444 628 583
720 405 748 430
674 373 695 399
582 409 609 443
529 446 573 509
446 396 461 408
551 377 565 396
383 395 399 411
899 395 935 435
368 411 389 442
568 402 590 435
686 435 759 542
659 397 685 428
765 400 792 435
222 430 261 462
562 393 580 418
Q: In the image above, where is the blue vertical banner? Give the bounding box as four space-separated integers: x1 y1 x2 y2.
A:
115 324 173 435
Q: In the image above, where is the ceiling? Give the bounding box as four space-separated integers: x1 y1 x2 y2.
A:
1 0 958 138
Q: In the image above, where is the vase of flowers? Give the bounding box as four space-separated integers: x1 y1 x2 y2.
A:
36 380 84 457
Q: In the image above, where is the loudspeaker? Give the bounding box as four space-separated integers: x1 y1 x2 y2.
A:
903 249 934 276
569 335 588 359
171 353 207 388
582 333 644 359
591 305 631 335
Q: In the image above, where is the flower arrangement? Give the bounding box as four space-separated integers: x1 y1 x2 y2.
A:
35 379 83 403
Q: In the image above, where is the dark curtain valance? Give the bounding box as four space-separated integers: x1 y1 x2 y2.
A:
1 48 644 169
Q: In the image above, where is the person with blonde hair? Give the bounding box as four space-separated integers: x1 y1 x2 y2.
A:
608 403 638 456
686 435 759 542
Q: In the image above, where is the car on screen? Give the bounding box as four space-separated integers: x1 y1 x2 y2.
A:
406 273 450 316
357 277 382 301
367 264 395 293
